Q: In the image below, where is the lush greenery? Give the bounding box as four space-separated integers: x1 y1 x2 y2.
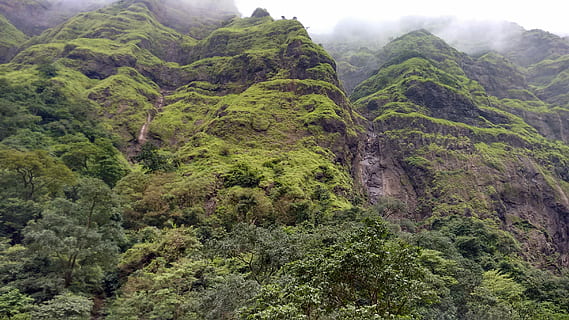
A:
1 0 569 319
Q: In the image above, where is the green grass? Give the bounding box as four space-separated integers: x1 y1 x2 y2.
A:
0 14 27 48
87 67 160 140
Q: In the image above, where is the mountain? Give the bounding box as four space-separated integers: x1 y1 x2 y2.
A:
1 0 358 223
0 0 116 36
0 0 239 36
351 29 569 267
1 1 569 319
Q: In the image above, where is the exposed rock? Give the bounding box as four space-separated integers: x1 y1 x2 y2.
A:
501 29 569 67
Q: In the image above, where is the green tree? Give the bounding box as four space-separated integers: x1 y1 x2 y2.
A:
134 142 174 173
372 196 407 219
214 223 300 284
0 79 41 141
243 218 435 319
0 199 42 243
466 270 526 320
53 137 127 185
36 64 58 79
23 178 124 289
0 149 75 200
31 292 92 320
198 274 260 320
109 227 214 320
223 163 263 188
0 287 33 320
58 141 99 173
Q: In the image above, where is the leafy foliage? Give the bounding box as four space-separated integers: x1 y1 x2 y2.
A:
31 292 92 320
23 177 124 290
0 287 33 319
0 149 75 200
242 218 434 319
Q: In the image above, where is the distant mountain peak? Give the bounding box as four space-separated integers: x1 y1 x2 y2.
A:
0 0 239 37
251 7 270 18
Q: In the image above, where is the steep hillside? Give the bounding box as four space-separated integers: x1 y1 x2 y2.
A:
0 13 27 63
502 29 569 67
513 31 569 109
351 30 569 267
1 0 359 226
0 2 368 317
2 1 569 319
0 0 114 35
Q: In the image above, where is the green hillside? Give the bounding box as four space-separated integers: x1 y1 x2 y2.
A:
0 14 27 63
352 30 569 266
1 1 569 319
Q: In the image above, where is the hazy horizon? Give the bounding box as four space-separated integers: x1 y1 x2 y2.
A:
234 0 569 36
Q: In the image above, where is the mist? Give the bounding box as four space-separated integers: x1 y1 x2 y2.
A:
235 0 569 37
42 0 238 16
314 16 525 55
0 0 239 36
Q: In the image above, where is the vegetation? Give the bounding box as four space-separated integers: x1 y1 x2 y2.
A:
1 0 569 319
0 14 27 63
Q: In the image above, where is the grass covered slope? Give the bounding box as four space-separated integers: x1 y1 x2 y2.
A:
1 0 360 227
0 4 363 317
0 14 27 63
352 30 569 268
125 13 360 227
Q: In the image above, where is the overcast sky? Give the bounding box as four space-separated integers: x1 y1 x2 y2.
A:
234 0 568 35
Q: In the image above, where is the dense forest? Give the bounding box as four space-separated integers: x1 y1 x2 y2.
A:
1 0 569 319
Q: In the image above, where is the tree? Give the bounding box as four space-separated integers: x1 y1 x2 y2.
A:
31 292 92 320
242 218 435 319
198 274 260 320
37 63 58 79
214 223 300 284
58 142 99 173
134 142 174 173
109 227 215 320
54 137 128 188
0 149 75 200
23 177 124 290
88 139 128 187
372 196 407 219
0 198 42 243
466 270 526 320
0 287 33 319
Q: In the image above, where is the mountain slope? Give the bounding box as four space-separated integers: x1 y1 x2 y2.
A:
1 0 360 227
0 0 116 35
351 30 569 267
0 14 27 63
0 0 238 38
2 1 569 318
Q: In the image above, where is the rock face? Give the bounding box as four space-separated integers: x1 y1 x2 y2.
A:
251 7 270 18
351 30 569 267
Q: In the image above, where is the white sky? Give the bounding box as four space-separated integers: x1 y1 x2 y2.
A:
234 0 568 35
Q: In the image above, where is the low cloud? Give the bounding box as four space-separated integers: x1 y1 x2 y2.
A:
315 16 525 55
